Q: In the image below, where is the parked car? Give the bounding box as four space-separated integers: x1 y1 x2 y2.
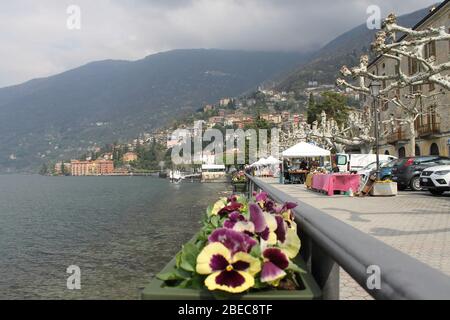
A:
391 156 450 191
379 159 399 180
357 160 390 180
336 153 397 173
420 165 450 195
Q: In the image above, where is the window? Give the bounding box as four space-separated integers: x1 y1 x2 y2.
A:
427 105 437 125
398 147 406 158
408 57 419 75
410 84 422 94
408 57 421 93
429 82 435 91
424 41 436 59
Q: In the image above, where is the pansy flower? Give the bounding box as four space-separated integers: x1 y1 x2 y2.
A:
261 247 289 285
223 211 246 229
274 202 298 230
208 228 257 254
255 191 268 207
210 197 228 216
196 242 261 293
249 203 278 245
278 227 301 259
218 200 243 216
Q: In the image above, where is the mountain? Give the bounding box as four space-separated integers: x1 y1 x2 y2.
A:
277 6 433 91
0 49 309 172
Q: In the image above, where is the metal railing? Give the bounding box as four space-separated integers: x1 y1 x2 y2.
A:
246 174 450 300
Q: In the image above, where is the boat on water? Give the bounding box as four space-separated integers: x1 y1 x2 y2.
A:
169 170 183 183
168 170 203 183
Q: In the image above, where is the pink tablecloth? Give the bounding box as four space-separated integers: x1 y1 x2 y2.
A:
311 174 360 196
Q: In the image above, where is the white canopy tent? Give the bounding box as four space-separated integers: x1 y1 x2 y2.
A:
265 156 281 165
250 159 263 167
250 156 281 177
282 142 330 158
281 142 331 184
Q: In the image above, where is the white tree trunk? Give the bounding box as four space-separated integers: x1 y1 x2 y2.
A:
408 121 416 157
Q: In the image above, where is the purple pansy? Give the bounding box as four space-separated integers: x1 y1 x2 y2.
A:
196 242 261 293
223 211 246 229
208 228 257 254
255 192 268 203
248 203 278 243
249 203 267 233
218 201 243 216
274 215 286 243
261 247 289 283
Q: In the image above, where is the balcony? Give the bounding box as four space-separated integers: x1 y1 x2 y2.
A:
386 128 407 145
418 120 440 137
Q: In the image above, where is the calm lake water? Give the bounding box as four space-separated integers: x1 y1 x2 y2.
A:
0 175 230 299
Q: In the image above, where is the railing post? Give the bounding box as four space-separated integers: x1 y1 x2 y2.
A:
298 227 312 272
311 242 340 300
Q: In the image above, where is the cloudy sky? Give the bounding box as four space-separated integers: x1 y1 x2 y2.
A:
0 0 439 88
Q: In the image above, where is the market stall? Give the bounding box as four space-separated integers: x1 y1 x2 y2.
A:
311 173 360 196
250 156 281 177
281 142 331 184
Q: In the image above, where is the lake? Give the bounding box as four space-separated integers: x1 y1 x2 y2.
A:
0 175 230 299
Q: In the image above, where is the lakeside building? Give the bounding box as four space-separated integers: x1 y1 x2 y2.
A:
71 159 114 176
367 1 450 157
123 152 138 163
54 162 71 175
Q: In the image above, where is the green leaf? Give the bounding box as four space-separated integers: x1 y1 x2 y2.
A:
206 204 213 217
180 243 200 272
175 251 182 269
288 261 307 274
252 276 269 289
156 271 184 281
210 215 220 228
189 274 205 290
249 245 262 258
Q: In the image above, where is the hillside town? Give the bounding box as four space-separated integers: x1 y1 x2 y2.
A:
52 83 360 175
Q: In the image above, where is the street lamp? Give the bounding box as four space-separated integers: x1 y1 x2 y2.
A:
369 80 381 180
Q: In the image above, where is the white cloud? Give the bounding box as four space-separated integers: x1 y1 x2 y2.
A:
0 0 439 87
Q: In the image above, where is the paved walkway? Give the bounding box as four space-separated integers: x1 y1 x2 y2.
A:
260 178 450 300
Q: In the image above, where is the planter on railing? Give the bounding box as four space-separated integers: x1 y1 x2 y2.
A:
141 193 321 300
232 182 247 193
141 240 320 300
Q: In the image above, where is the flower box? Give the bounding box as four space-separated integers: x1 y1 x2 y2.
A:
141 249 321 300
232 182 247 193
141 192 322 300
370 181 397 196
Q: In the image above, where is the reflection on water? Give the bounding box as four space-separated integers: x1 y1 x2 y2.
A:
0 175 230 299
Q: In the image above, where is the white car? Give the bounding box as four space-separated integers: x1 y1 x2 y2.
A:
420 165 450 196
357 160 389 180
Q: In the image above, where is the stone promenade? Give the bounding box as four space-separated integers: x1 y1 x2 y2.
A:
260 178 450 300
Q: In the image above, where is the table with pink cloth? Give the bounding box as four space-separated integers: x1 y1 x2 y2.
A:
311 174 360 196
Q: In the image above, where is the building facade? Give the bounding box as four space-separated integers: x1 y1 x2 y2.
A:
123 152 138 163
367 1 450 158
71 159 114 176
